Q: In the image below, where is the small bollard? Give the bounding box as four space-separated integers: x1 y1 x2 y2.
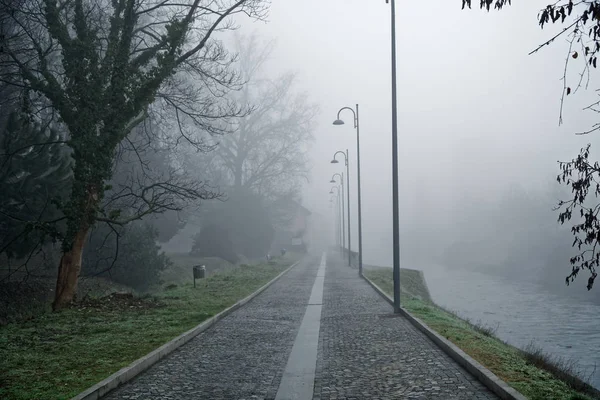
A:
193 265 206 288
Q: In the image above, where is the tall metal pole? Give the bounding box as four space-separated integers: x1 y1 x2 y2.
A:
355 104 364 276
334 106 364 275
339 196 343 249
335 204 339 246
332 198 336 246
334 196 341 247
331 187 343 251
333 205 340 246
341 172 346 255
337 196 342 247
345 149 351 268
389 0 401 313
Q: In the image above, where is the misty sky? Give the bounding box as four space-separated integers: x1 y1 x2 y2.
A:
233 0 600 267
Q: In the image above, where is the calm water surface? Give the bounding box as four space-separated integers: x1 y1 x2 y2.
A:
420 264 600 389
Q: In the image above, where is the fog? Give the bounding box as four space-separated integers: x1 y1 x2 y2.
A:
225 0 600 298
3 0 600 393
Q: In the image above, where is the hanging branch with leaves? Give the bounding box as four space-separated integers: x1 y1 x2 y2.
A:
463 0 600 290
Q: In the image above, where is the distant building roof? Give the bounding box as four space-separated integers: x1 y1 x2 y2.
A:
293 200 311 216
273 197 311 216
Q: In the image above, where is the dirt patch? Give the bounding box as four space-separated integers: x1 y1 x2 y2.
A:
73 292 165 312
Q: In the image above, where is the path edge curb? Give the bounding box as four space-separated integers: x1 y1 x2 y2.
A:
361 274 528 400
72 258 304 400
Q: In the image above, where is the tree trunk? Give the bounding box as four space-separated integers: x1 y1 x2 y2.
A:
52 183 98 311
52 223 90 310
233 158 243 193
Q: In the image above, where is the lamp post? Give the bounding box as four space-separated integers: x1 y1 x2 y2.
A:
386 0 401 313
332 150 351 268
330 173 345 254
329 190 342 248
333 104 363 276
329 196 340 247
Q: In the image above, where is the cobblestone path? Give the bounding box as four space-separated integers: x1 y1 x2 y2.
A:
104 256 320 400
102 252 499 399
313 254 497 400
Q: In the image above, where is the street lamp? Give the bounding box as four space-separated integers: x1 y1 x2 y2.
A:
330 173 345 256
330 189 342 248
329 197 338 247
386 0 401 313
331 150 351 268
333 104 363 276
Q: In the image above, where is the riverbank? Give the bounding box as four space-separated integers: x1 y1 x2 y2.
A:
365 267 600 400
0 257 295 400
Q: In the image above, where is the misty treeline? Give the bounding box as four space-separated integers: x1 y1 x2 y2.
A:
464 0 600 291
186 35 317 262
405 180 600 298
0 0 316 313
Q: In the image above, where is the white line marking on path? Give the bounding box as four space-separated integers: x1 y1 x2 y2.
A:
275 252 327 400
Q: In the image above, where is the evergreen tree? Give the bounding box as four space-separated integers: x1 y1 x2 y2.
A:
192 189 275 260
0 107 71 259
81 222 171 291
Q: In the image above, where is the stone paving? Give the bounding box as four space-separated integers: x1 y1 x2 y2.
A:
102 252 499 400
104 256 319 400
313 254 498 400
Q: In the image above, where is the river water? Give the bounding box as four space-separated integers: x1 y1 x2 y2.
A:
420 264 600 389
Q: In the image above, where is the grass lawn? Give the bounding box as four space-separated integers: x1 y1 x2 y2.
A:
0 257 295 400
365 266 432 302
364 268 598 400
162 253 236 285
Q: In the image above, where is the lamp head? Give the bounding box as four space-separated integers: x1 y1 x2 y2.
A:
332 119 345 126
331 159 339 164
330 179 335 183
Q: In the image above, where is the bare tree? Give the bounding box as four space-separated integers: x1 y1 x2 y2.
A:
180 34 317 259
203 34 318 201
0 0 268 309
